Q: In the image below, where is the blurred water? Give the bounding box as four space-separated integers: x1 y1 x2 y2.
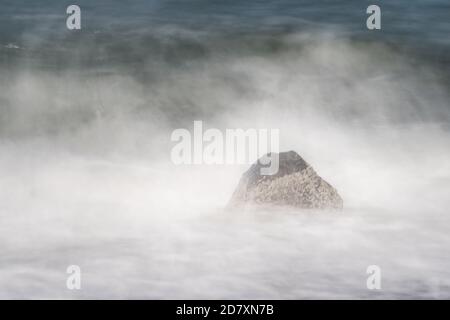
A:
0 1 449 299
1 152 449 299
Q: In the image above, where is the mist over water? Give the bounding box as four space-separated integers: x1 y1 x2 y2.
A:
1 1 450 298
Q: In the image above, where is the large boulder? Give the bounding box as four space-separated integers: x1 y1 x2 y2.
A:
228 151 343 209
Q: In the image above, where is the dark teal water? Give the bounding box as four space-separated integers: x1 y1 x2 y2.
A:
1 1 449 57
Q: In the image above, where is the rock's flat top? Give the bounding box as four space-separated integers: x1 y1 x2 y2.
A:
229 151 343 210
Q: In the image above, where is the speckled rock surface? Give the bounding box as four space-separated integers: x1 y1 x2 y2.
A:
228 151 343 209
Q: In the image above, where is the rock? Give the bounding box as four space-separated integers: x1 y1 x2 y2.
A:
228 151 343 209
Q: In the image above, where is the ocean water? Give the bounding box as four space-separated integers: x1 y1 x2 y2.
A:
0 1 450 299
